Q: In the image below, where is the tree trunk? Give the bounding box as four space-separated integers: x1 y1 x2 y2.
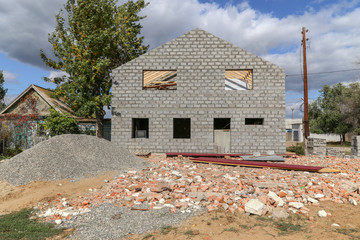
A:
96 110 104 138
339 134 345 144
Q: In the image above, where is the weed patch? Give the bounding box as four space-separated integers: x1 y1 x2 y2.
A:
142 233 155 240
184 230 199 235
160 226 176 235
0 208 64 240
275 221 303 235
222 227 239 233
335 228 360 239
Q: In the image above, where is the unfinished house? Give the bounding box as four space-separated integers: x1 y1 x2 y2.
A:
111 28 285 153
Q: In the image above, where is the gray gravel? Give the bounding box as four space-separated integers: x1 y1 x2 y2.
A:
0 134 151 186
63 203 201 240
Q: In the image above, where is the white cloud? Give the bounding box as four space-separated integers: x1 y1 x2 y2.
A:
4 94 17 105
0 0 359 94
3 71 18 84
47 71 69 80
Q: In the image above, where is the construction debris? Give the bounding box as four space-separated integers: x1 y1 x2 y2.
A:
37 153 360 225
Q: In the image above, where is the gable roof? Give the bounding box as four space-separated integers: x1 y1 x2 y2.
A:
0 85 94 121
1 84 75 115
114 28 283 71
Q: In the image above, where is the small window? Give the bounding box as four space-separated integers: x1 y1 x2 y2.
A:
132 118 149 138
245 118 264 125
143 70 177 90
214 118 230 130
173 118 191 139
225 70 253 90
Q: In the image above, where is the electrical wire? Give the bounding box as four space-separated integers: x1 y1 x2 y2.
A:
286 68 360 77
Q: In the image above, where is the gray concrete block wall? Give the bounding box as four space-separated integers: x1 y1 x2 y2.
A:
307 138 326 156
326 147 345 158
111 28 286 153
351 136 360 156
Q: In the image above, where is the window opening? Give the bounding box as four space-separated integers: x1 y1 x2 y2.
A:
245 118 264 125
214 118 231 130
173 118 191 138
143 70 177 90
225 70 253 90
132 118 149 138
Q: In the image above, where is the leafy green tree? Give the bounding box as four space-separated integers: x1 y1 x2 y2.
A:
309 83 352 142
0 71 8 110
40 0 148 138
340 82 360 134
43 108 80 136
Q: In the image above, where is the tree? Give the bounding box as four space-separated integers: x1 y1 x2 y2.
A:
309 83 352 142
340 82 360 134
43 108 80 137
0 71 8 110
40 0 148 138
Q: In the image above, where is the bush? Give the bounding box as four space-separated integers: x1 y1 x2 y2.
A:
286 143 304 155
43 108 80 137
4 146 23 157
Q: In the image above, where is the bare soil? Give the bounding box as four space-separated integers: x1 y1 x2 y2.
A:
126 201 360 240
0 171 116 215
1 169 360 239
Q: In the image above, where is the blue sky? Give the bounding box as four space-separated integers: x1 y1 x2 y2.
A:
1 0 360 118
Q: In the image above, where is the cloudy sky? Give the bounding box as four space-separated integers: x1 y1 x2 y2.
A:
0 0 360 118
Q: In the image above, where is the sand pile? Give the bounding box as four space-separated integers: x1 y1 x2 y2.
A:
0 134 151 186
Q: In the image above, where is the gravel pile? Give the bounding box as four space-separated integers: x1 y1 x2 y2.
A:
63 204 200 240
0 134 151 186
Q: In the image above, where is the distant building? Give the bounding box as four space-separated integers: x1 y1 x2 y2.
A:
285 118 341 143
0 84 110 150
285 119 303 142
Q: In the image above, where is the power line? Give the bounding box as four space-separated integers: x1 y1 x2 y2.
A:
286 68 360 77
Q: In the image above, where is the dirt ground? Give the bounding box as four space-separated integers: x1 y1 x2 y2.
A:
0 171 116 215
0 173 360 240
1 170 360 239
126 201 360 240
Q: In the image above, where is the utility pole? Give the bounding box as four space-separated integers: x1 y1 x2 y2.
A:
302 27 310 155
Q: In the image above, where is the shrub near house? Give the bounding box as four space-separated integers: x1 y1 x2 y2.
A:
43 108 80 136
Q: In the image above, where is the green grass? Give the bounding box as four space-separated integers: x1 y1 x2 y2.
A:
327 141 351 147
142 233 155 240
286 143 304 155
184 230 199 235
222 227 239 233
275 221 303 235
256 216 273 222
239 224 250 229
160 226 176 235
335 228 360 239
0 208 64 240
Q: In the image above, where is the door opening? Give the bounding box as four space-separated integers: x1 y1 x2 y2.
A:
214 118 231 153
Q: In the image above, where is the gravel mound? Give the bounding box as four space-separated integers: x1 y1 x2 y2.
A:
0 134 151 186
63 204 200 240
